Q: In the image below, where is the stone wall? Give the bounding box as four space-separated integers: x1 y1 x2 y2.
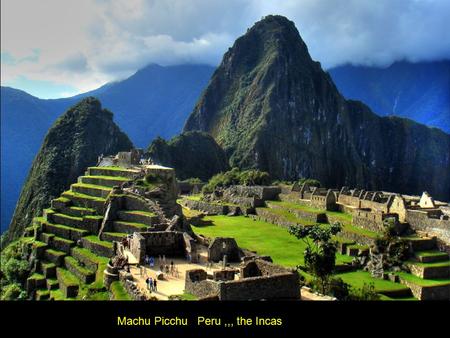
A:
213 269 237 281
185 269 220 299
185 260 300 301
338 229 376 246
352 210 398 233
118 270 147 300
279 192 304 204
130 231 187 263
218 273 300 300
337 194 361 208
252 209 300 229
208 237 240 262
360 199 390 213
406 209 450 248
223 186 281 200
399 277 450 300
180 199 228 215
81 237 114 258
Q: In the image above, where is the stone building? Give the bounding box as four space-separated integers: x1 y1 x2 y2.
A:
185 258 300 300
207 237 240 262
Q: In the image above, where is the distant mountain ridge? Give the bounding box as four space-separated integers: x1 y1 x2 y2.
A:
329 60 450 133
184 15 450 200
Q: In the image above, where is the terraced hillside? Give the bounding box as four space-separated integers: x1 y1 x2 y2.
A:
24 166 159 300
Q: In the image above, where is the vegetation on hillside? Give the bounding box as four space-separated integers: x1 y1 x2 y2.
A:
147 131 229 181
0 238 34 300
202 168 271 193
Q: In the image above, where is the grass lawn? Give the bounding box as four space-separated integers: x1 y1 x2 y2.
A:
191 215 353 267
268 201 323 214
335 271 411 293
184 194 202 201
83 235 113 249
326 210 353 224
396 271 450 287
256 207 316 225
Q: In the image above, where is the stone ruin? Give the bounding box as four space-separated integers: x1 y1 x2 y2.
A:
289 183 450 252
97 148 144 167
207 237 241 262
184 258 300 300
180 185 281 216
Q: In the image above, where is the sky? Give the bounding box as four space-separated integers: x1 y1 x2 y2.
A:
1 0 450 99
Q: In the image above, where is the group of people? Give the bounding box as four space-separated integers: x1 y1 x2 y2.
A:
145 276 157 292
159 260 179 278
144 255 155 267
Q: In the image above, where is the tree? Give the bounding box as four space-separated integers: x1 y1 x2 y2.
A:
288 222 341 294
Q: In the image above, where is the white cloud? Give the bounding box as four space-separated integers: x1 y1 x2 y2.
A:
1 0 449 97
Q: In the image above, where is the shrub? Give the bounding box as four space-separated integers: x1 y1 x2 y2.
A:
239 169 271 186
350 283 380 301
298 178 321 187
325 277 351 300
1 283 27 300
184 178 203 185
3 258 29 283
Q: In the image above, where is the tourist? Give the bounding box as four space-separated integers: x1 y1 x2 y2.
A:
153 279 157 292
148 277 153 293
145 277 150 291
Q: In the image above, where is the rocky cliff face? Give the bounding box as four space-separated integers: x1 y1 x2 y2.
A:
147 131 229 181
6 97 133 242
184 15 450 201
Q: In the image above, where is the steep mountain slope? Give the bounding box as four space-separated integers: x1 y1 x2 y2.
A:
1 87 70 234
329 61 450 133
184 15 450 201
147 131 229 181
1 64 214 233
6 97 133 242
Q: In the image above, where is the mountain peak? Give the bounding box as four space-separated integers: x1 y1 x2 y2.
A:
7 98 133 242
184 16 450 200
